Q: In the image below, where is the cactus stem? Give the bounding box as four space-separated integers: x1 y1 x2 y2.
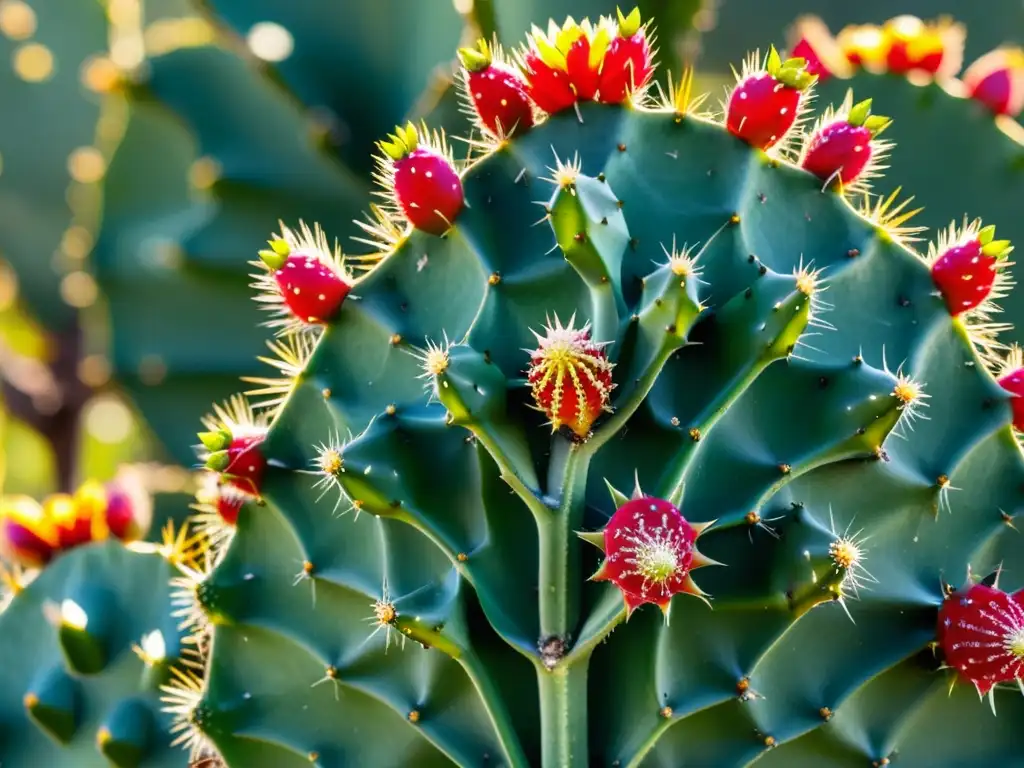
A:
537 661 589 767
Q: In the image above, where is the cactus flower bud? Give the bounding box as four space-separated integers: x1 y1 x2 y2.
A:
526 314 614 439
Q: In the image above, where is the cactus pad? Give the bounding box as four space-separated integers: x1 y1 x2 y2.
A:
0 528 205 766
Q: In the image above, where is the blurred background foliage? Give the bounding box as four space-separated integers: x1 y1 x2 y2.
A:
0 0 1021 504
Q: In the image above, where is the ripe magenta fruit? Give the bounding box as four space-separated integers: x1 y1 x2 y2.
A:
585 478 717 617
0 496 57 568
726 46 816 150
930 224 1012 316
458 39 535 138
200 396 270 496
377 123 464 236
800 97 891 186
938 581 1024 696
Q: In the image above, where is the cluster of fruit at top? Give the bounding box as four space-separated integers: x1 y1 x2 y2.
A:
0 469 152 569
791 13 1024 117
191 6 1024 704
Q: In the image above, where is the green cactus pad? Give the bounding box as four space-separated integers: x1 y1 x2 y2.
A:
0 537 199 766
174 47 1024 763
813 70 1024 345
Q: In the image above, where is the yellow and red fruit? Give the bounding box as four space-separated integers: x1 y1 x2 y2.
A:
963 47 1024 117
377 123 463 235
880 15 964 78
938 581 1024 696
800 97 890 186
458 39 535 138
836 23 888 71
930 225 1012 316
526 315 615 439
519 9 653 114
0 496 58 568
726 46 816 151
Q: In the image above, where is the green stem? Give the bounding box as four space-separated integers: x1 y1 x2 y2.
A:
460 651 531 768
538 659 590 767
591 281 620 347
655 360 769 497
538 499 573 640
472 430 551 523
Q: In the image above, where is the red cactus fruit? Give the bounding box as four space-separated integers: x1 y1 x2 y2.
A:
880 15 964 78
520 16 606 113
585 477 718 617
48 493 95 550
101 469 153 542
800 97 890 186
199 396 270 496
206 434 266 495
787 16 857 84
597 7 654 104
0 496 58 568
937 581 1024 696
726 46 816 150
790 37 829 82
457 39 535 138
526 314 615 439
521 48 577 114
257 247 351 326
930 225 1012 316
963 47 1024 117
378 123 463 235
998 350 1024 431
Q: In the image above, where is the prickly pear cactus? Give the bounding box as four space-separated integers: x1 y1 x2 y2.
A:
786 15 1024 346
171 9 1024 768
88 0 709 466
0 524 206 766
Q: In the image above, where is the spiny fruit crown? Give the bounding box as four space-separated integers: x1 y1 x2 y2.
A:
585 478 717 618
526 315 615 438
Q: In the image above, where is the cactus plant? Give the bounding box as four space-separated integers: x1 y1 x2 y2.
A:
784 15 1024 349
87 0 711 467
0 521 207 766
156 8 1024 767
